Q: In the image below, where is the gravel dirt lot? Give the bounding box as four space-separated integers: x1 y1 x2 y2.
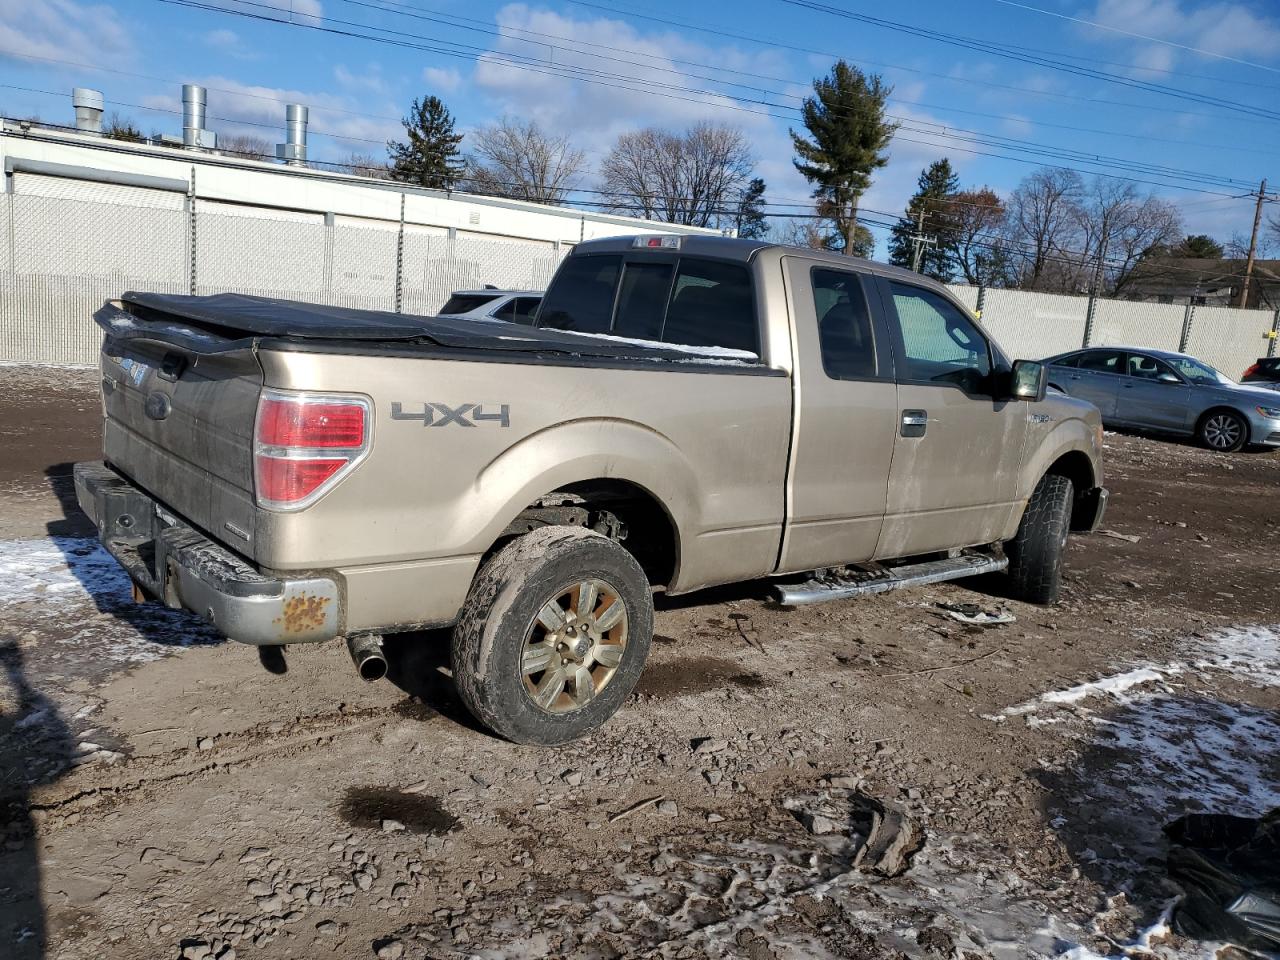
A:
1 363 1278 960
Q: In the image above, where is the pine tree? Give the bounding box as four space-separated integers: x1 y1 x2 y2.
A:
734 178 769 239
888 159 960 280
791 61 898 256
388 96 464 189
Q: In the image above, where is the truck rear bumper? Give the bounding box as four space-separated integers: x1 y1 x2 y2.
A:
73 461 340 645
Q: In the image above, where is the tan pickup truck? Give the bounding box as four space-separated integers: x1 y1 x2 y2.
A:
75 235 1107 744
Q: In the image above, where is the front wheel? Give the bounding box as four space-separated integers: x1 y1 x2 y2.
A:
451 526 653 745
1198 410 1248 453
1005 473 1073 605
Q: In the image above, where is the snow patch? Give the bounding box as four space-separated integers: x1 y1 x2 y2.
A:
0 536 219 665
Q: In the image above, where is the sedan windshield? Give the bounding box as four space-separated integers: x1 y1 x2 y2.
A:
1166 356 1233 386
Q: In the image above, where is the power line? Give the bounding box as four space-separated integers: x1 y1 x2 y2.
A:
984 0 1280 76
563 0 1280 93
334 0 1280 161
776 0 1280 122
145 0 1262 196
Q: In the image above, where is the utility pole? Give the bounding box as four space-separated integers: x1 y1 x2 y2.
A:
1238 178 1267 308
909 206 935 274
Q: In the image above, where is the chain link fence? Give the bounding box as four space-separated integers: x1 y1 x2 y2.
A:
1 190 1276 371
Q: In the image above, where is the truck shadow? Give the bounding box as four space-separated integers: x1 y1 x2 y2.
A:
380 630 488 735
0 641 75 960
43 464 222 650
1033 692 1280 944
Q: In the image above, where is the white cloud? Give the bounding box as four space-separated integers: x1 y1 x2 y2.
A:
0 0 131 66
1084 0 1280 66
203 27 257 60
422 66 462 94
472 4 807 201
334 63 391 96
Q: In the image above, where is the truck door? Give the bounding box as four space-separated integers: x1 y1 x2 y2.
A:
777 258 898 573
873 278 1028 558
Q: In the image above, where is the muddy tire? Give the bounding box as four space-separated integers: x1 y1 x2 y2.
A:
1005 473 1073 606
1197 409 1248 453
451 526 653 745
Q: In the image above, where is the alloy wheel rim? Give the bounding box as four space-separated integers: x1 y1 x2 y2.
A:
521 579 628 714
1205 415 1241 449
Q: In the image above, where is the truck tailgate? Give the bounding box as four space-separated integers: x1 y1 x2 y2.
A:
99 304 263 556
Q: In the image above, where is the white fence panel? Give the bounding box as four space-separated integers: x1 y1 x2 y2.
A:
1185 306 1276 377
0 274 185 365
1090 299 1185 351
946 284 979 312
976 289 1089 359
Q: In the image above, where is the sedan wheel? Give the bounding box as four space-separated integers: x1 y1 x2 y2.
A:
1199 411 1247 452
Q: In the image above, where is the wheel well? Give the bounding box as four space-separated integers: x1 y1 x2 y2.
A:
1195 406 1250 440
1046 451 1096 531
494 480 679 588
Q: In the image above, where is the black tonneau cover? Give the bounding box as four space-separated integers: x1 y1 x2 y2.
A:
117 291 756 364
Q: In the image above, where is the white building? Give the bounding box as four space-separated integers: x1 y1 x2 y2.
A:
0 86 718 364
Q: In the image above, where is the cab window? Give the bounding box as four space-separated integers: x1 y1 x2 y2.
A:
536 255 621 333
812 268 877 380
887 282 990 391
613 262 673 341
662 258 758 355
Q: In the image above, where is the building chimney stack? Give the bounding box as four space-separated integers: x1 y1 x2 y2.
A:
72 88 104 134
276 104 308 166
181 84 216 149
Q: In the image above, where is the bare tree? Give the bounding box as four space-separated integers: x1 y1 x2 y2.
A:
338 152 393 179
1101 191 1181 293
1005 169 1084 290
220 134 272 160
464 117 585 204
947 188 1009 285
599 122 754 228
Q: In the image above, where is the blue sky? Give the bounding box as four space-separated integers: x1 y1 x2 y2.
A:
3 0 1279 255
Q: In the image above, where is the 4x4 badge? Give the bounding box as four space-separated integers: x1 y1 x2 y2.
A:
390 402 510 427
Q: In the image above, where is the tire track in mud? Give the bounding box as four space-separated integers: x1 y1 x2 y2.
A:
26 703 428 828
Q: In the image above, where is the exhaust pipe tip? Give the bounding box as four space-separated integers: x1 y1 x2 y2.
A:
347 635 387 682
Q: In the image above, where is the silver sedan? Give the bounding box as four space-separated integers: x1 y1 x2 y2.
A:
1042 346 1280 452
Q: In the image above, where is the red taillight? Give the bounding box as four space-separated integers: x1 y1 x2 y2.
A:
254 391 370 509
256 456 347 503
1242 363 1260 379
257 398 366 448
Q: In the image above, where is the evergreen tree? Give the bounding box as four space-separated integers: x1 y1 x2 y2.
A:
888 159 960 280
388 96 464 189
791 61 897 255
734 178 769 239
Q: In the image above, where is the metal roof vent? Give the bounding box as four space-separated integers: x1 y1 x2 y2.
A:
72 88 104 134
181 84 216 149
276 104 308 166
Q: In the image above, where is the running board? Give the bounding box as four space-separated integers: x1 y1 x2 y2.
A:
775 554 1007 606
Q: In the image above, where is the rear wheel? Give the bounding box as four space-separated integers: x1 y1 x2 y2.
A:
451 526 653 745
1005 473 1073 605
1197 410 1248 452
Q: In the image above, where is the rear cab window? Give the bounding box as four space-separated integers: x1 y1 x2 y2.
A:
811 268 879 380
538 252 760 358
440 294 500 315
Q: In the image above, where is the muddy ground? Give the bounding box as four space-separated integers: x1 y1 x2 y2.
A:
1 363 1278 960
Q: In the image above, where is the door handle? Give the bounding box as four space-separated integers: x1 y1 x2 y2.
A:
901 410 928 438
